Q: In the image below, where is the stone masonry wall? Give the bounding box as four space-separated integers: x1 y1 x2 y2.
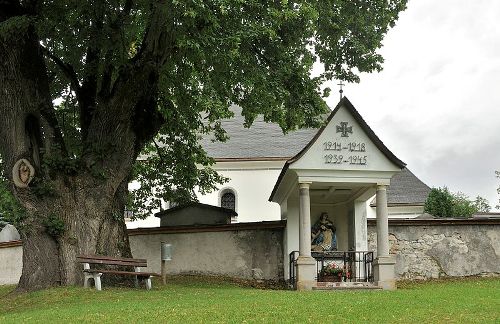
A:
367 221 500 280
129 222 285 281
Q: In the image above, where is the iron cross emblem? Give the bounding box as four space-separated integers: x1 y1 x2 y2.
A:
336 122 352 137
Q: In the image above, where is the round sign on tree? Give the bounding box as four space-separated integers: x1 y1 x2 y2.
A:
12 159 35 188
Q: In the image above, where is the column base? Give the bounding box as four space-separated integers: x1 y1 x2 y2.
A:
296 256 316 291
374 255 396 290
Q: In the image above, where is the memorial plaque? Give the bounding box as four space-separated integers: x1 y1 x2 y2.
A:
322 121 368 166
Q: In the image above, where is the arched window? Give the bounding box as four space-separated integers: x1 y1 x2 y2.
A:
221 191 236 211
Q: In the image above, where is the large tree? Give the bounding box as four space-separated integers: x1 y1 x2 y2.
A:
0 0 407 290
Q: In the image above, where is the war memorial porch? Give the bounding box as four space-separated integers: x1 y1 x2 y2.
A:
269 98 406 290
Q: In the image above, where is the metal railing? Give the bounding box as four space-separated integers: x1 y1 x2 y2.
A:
289 250 374 288
288 251 299 290
313 251 374 282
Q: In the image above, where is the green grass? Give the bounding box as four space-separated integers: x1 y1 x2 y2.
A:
0 277 499 323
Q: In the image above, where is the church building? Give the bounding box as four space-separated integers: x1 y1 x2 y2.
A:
128 97 432 290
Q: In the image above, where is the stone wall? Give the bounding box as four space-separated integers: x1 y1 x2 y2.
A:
0 222 285 285
129 221 285 281
368 219 500 280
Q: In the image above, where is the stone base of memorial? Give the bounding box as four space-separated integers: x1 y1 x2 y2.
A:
319 274 342 282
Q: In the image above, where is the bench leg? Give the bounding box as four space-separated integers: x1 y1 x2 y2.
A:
146 276 152 290
84 273 93 288
93 273 103 291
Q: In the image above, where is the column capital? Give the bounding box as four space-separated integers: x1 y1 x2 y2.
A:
298 182 312 190
376 184 387 191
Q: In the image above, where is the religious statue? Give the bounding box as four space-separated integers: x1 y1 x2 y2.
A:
311 212 337 252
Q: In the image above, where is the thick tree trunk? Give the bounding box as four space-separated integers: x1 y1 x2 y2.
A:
16 180 132 290
0 12 134 291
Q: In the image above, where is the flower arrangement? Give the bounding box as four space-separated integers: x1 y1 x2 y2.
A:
319 263 351 281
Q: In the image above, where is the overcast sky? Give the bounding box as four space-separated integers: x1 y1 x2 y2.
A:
319 0 500 211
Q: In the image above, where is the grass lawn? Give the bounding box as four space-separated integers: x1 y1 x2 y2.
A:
0 277 499 323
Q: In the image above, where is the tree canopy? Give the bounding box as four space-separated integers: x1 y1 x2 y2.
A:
4 0 407 217
0 0 407 289
424 187 489 218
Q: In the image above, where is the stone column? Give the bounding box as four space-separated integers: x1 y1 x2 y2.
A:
296 182 316 291
299 183 312 256
376 185 389 257
373 184 396 290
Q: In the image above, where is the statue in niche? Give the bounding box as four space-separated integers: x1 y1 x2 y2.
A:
311 212 337 251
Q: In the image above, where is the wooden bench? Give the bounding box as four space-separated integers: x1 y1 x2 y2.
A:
77 255 160 291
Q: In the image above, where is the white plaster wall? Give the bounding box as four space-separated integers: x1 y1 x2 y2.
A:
196 161 284 223
366 198 425 219
126 160 285 228
0 245 22 285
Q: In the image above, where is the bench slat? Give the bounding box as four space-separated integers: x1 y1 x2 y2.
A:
77 258 148 267
84 269 160 277
77 254 146 263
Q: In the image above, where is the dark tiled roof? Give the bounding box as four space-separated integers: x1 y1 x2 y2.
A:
200 105 319 159
372 168 431 206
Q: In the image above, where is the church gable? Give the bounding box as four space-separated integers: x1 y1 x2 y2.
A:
289 97 405 172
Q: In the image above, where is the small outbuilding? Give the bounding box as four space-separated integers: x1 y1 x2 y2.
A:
155 202 237 227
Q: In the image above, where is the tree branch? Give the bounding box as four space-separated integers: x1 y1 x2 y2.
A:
40 45 81 94
133 0 175 66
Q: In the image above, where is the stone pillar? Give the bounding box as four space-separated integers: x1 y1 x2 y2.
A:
299 183 312 256
373 185 396 290
296 182 316 291
376 185 389 257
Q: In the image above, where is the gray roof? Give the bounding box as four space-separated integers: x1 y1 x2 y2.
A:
200 103 427 205
372 168 431 206
200 105 318 159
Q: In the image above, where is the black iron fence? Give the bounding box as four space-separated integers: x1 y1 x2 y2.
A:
289 250 374 288
313 251 374 283
288 251 299 289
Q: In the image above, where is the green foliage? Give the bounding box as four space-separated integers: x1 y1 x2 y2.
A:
1 0 408 219
0 158 26 228
451 192 478 218
424 187 454 218
424 187 480 218
43 213 65 238
473 196 491 213
30 179 59 198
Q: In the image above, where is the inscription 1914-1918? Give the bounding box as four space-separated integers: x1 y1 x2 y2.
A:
323 141 365 152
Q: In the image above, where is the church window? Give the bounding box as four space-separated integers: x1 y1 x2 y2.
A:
221 191 236 211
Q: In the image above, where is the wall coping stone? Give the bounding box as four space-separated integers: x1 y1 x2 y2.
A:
367 218 500 226
128 220 287 236
0 240 22 249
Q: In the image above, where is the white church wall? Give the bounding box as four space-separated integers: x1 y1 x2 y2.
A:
126 160 285 229
366 197 425 220
196 160 284 223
